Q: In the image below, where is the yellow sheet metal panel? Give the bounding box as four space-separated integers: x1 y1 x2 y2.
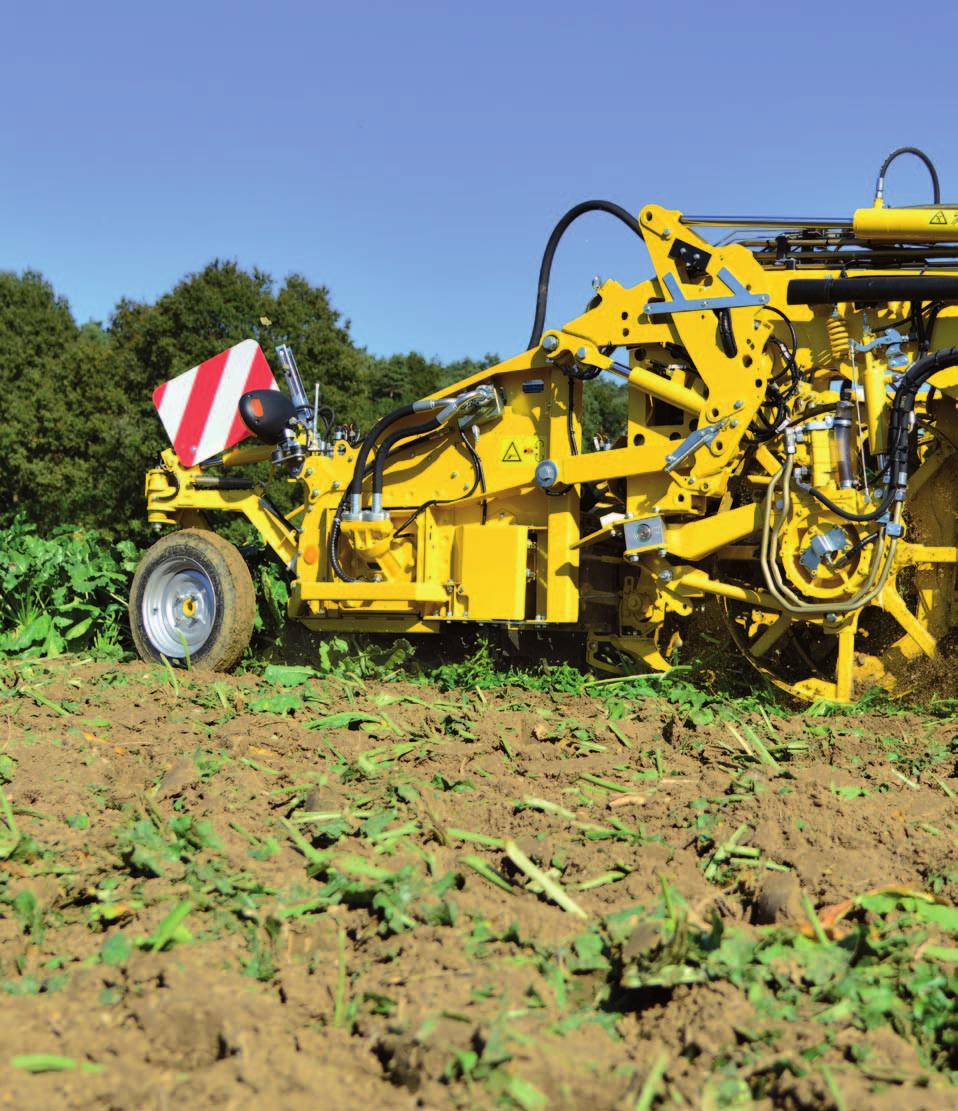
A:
452 524 528 620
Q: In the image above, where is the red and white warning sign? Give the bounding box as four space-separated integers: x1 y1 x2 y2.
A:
152 340 278 467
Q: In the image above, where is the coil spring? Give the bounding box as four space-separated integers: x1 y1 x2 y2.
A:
827 312 850 364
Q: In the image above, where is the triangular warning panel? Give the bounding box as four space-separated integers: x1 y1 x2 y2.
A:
502 441 522 462
930 210 948 226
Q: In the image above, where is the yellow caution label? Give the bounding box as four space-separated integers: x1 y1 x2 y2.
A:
501 437 544 463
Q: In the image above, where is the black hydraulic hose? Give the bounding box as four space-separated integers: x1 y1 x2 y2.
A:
880 345 958 495
317 405 336 440
348 402 418 506
567 377 579 455
800 346 958 522
372 414 443 499
799 478 895 523
152 468 181 502
876 146 941 206
715 308 737 357
328 495 354 582
528 200 645 349
328 424 454 582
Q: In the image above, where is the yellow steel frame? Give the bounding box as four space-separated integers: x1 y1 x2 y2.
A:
143 200 958 701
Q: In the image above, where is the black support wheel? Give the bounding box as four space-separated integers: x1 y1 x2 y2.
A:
129 528 256 670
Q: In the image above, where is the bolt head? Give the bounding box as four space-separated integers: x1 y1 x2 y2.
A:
627 554 640 563
662 228 672 239
658 569 673 582
576 346 588 360
541 335 559 352
734 399 744 410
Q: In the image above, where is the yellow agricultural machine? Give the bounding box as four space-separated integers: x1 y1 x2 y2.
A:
130 146 958 702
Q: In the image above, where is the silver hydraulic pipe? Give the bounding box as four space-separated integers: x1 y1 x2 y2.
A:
681 214 853 230
275 344 314 428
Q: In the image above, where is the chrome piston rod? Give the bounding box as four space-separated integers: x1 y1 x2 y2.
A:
681 214 853 230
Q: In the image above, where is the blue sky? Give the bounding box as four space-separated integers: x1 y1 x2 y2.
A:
3 0 956 363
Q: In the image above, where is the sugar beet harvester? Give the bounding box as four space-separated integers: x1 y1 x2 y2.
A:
131 147 958 702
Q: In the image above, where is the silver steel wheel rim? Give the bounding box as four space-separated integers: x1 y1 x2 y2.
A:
141 557 217 659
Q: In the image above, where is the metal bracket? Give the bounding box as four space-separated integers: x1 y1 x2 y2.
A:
455 383 503 429
644 267 770 316
851 327 910 370
623 516 665 552
880 515 904 539
799 526 849 573
663 421 726 472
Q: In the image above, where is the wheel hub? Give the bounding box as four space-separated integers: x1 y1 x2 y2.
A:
142 558 216 658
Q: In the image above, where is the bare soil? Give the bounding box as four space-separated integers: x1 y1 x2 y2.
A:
1 658 957 1108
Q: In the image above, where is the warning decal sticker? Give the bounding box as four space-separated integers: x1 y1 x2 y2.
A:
500 437 544 463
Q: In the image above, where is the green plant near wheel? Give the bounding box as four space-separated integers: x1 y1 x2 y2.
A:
0 516 138 658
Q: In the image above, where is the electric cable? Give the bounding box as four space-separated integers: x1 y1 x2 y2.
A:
393 426 484 538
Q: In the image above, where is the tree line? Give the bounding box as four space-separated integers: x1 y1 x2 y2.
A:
0 262 626 536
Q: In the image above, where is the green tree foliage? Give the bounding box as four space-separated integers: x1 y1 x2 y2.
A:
583 378 628 448
0 272 112 525
0 263 626 536
267 274 370 426
104 262 371 531
363 351 498 409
